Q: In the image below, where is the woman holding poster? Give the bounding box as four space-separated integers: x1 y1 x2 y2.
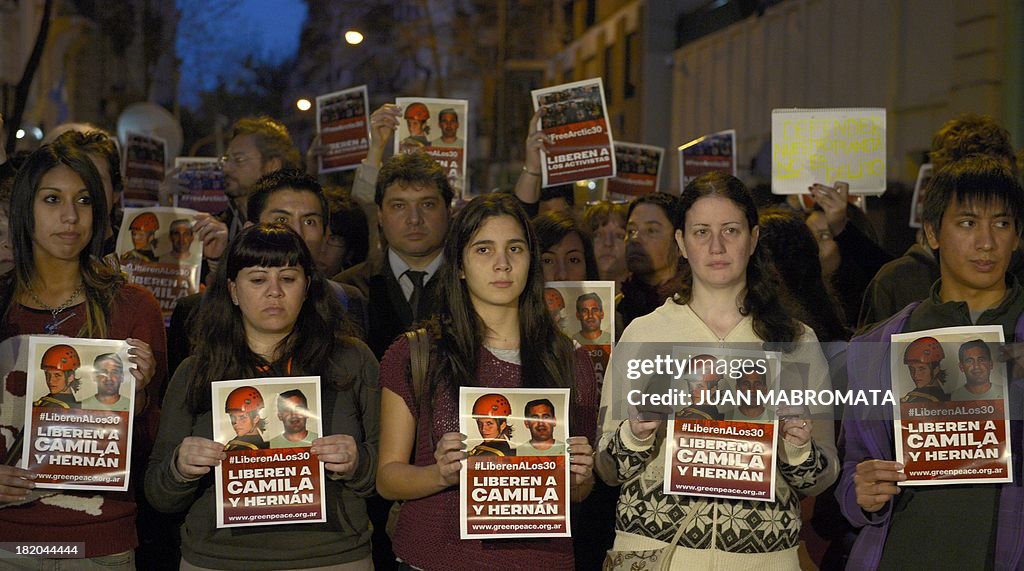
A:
595 173 838 569
145 224 379 570
377 193 599 569
0 140 166 568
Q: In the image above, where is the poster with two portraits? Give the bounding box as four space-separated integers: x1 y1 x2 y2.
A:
891 326 1012 485
545 281 615 392
394 97 469 202
116 206 203 324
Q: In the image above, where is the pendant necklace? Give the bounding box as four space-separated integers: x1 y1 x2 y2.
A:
28 283 84 334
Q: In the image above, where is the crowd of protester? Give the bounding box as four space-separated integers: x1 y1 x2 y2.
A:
0 105 1022 570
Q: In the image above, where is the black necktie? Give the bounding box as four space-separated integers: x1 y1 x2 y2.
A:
405 270 427 318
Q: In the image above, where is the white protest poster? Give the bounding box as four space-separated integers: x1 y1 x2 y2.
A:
771 108 886 195
317 85 370 173
545 281 615 392
891 326 1011 485
459 387 571 539
212 376 326 528
394 97 469 202
21 337 135 491
531 78 615 187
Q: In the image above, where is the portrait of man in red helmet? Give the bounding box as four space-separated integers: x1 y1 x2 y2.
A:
900 336 949 403
224 386 270 451
34 344 83 409
399 102 431 153
468 393 516 457
121 211 161 264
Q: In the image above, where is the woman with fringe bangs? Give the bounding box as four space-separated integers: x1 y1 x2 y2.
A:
595 172 838 570
376 193 598 569
146 223 379 570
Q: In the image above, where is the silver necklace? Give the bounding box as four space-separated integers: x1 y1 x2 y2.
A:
28 283 84 334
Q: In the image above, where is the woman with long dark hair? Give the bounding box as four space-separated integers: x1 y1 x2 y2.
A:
145 224 379 569
376 193 599 569
0 140 166 568
595 173 838 569
533 210 599 282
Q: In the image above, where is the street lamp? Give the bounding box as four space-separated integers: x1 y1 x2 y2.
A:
344 30 364 45
296 98 312 112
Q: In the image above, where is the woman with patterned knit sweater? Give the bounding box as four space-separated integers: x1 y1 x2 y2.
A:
595 173 839 570
376 194 599 570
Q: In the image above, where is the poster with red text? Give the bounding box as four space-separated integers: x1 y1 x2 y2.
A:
678 130 736 188
21 337 135 491
891 326 1011 485
532 78 615 187
394 97 469 202
662 350 780 502
173 157 229 215
460 387 571 539
213 376 325 528
545 281 615 392
123 131 166 206
117 207 202 324
607 142 662 198
317 86 370 173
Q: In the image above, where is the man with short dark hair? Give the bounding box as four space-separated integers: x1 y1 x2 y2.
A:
159 219 196 263
952 339 1000 401
269 389 318 448
573 293 610 345
432 108 463 148
82 353 129 412
518 399 564 456
841 154 1024 569
336 152 452 357
619 193 683 326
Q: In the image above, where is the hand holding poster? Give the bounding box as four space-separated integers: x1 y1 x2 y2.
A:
20 337 135 491
394 97 469 201
123 132 167 205
891 326 1011 485
460 387 571 539
662 351 780 501
678 130 737 188
771 108 886 195
607 142 663 198
531 78 615 187
117 207 203 322
545 281 615 391
212 376 326 527
173 157 229 215
317 86 370 173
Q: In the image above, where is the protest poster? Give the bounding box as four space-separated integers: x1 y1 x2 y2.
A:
545 281 615 391
117 207 202 323
661 350 780 502
771 108 886 195
173 157 229 215
678 130 737 188
891 326 1011 485
394 97 469 202
909 163 933 229
607 142 663 198
317 86 370 173
212 376 326 528
460 387 571 539
20 337 134 491
531 78 615 187
123 131 166 206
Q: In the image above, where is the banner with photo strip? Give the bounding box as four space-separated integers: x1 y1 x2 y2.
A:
123 131 166 206
317 85 370 173
771 107 886 195
531 78 615 187
545 281 615 392
607 142 663 198
659 348 780 502
20 337 135 491
394 97 469 202
173 157 229 215
908 163 933 229
678 129 736 189
117 206 202 324
891 326 1011 485
460 387 571 539
213 376 326 528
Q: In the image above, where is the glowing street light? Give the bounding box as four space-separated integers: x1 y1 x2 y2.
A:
296 98 312 112
344 30 364 45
